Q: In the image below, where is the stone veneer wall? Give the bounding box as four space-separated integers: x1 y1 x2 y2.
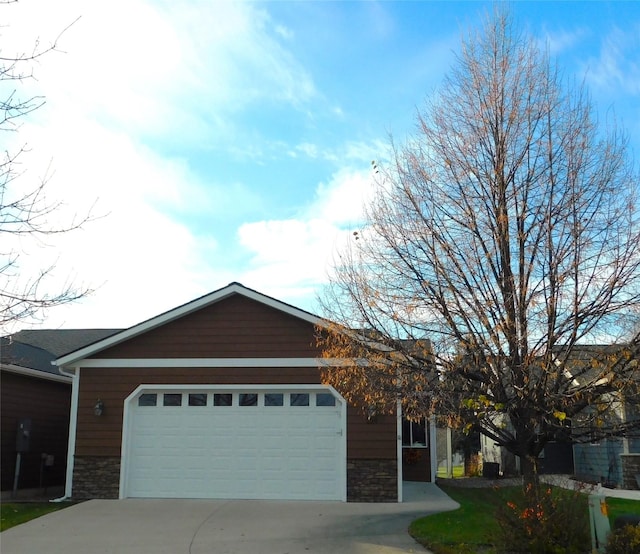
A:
73 456 398 501
347 459 397 502
72 456 120 499
621 454 640 490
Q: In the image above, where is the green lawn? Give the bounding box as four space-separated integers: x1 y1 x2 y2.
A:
436 465 465 479
1 502 75 532
607 497 640 525
410 485 640 554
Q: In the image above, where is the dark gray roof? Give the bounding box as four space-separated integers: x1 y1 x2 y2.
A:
1 329 122 377
0 337 57 374
7 329 122 358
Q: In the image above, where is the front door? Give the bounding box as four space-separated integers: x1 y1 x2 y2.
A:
402 418 430 481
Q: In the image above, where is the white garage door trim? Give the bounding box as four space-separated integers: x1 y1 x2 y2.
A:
120 384 347 501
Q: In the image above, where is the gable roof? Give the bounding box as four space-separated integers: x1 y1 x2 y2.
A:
552 343 639 388
55 282 327 368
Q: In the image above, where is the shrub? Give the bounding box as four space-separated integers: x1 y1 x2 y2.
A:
605 524 640 554
494 483 590 553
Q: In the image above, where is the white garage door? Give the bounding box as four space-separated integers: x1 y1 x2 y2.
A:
122 387 345 500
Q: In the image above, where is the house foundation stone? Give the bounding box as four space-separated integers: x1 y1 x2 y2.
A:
72 456 120 499
347 459 397 502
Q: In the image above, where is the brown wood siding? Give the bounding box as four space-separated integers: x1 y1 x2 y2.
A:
76 366 324 456
347 408 397 459
92 295 321 359
1 372 71 491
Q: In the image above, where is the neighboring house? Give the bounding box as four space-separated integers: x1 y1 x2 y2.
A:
479 427 573 477
477 345 639 488
55 283 437 502
1 329 120 495
561 345 640 489
572 399 640 489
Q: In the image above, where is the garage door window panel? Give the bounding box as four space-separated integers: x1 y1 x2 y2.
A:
290 393 309 406
138 393 157 406
188 393 207 406
240 393 258 406
214 393 233 406
316 393 336 406
163 393 182 406
265 393 284 406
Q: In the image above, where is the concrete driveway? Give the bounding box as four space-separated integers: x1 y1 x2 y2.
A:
1 483 457 554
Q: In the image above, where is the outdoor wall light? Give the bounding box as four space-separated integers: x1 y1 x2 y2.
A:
94 399 104 417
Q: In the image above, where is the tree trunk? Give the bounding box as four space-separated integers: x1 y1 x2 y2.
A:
520 453 540 488
514 421 541 488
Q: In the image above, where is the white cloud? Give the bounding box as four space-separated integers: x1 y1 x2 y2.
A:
310 168 375 226
342 139 389 164
539 26 588 55
235 216 351 314
177 2 315 110
234 166 376 311
294 143 319 159
275 24 294 41
584 25 640 95
3 115 221 330
8 0 317 143
1 0 325 331
290 138 388 165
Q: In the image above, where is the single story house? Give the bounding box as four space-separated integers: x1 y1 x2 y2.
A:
55 283 438 502
1 329 118 495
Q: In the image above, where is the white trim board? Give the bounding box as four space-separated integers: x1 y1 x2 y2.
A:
69 357 345 369
64 369 81 498
1 364 72 384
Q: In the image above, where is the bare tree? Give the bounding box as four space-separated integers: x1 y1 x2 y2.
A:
1 5 88 329
319 10 640 480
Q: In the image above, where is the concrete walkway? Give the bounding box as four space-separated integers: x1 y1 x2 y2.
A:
1 483 459 554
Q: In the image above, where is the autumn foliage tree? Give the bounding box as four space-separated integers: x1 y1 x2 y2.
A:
318 11 640 480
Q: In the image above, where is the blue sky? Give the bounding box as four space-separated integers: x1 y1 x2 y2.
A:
4 0 640 331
